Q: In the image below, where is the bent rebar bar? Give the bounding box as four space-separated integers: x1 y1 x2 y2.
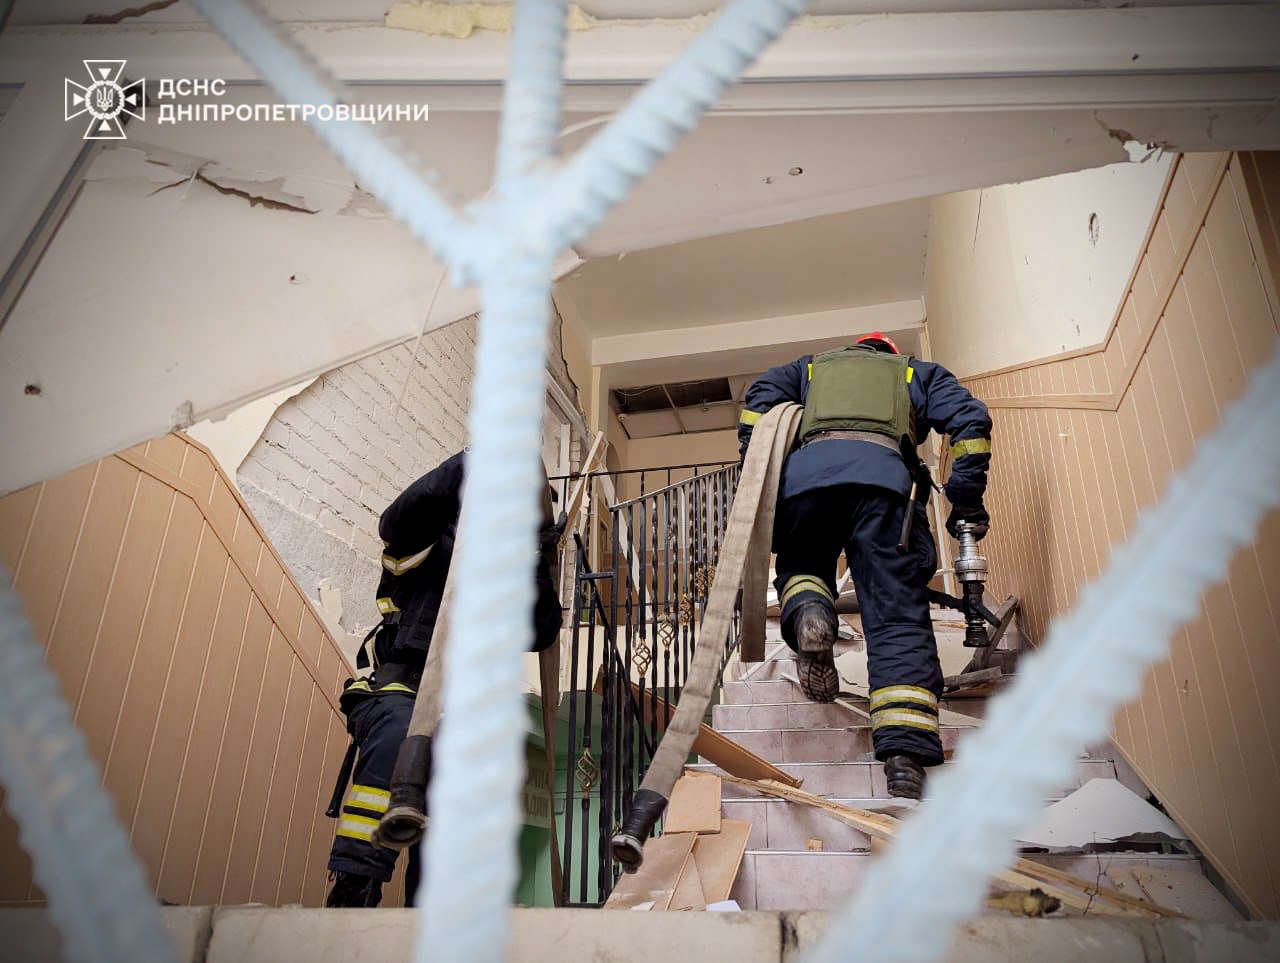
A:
185 1 810 960
807 344 1280 962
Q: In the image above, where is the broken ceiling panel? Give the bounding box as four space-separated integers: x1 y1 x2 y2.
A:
1017 778 1187 851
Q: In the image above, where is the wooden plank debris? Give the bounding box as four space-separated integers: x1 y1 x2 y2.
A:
718 775 1183 919
604 832 697 911
691 819 753 905
665 771 723 834
943 666 1004 692
669 854 708 911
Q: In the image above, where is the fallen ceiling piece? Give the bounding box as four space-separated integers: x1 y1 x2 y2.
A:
1017 778 1187 850
668 853 708 912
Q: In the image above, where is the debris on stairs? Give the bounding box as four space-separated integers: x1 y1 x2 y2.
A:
604 771 751 912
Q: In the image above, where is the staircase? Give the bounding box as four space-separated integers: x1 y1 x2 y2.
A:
692 612 1209 913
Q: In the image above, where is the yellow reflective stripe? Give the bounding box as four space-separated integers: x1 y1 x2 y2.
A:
376 596 400 614
344 679 373 694
871 708 940 733
336 815 377 841
378 683 415 695
906 365 914 383
781 575 833 605
739 409 762 426
349 786 390 812
870 685 938 711
382 544 433 575
950 438 992 458
807 362 813 381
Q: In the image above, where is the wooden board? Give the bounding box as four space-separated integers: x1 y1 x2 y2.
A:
665 771 723 834
691 819 753 904
627 682 802 788
603 832 697 911
668 855 708 911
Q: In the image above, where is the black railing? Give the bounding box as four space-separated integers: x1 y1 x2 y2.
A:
556 462 741 906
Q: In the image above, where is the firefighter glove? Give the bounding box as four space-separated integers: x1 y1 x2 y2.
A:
946 503 990 541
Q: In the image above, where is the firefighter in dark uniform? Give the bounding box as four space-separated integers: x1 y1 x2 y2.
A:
325 450 564 906
738 332 992 799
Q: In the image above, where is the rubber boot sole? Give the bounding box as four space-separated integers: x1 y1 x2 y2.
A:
795 615 838 703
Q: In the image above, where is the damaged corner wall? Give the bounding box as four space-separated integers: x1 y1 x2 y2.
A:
928 151 1280 918
237 321 478 658
237 313 585 660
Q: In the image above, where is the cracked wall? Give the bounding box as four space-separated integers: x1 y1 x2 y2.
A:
237 313 584 661
926 152 1173 378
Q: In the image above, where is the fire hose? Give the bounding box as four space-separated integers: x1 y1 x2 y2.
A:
610 402 803 869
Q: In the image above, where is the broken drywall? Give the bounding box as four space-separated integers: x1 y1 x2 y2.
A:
387 1 598 38
1018 778 1187 851
185 376 316 485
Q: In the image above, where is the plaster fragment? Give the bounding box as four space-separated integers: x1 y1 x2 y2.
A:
386 1 598 38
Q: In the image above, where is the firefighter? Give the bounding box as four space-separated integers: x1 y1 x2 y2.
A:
325 450 564 907
738 332 991 799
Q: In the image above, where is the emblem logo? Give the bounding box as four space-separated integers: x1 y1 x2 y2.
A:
65 60 145 140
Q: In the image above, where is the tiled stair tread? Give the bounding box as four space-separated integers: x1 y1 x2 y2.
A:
720 679 986 712
713 702 985 730
705 726 997 764
690 759 1118 800
730 851 1203 911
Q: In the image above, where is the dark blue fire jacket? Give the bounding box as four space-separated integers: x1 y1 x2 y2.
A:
737 355 993 506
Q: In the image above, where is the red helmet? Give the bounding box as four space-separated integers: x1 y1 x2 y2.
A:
855 331 901 355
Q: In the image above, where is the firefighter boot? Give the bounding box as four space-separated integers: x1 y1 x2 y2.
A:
794 600 839 703
884 755 926 800
325 870 385 908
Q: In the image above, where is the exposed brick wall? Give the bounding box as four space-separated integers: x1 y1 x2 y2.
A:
238 319 479 641
238 314 586 646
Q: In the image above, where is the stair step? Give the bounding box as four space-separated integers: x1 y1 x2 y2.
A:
706 726 973 764
713 700 985 731
689 758 1120 801
731 851 1204 911
721 678 985 714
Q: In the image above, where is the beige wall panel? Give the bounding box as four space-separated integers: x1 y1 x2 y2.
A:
1183 151 1225 203
1160 285 1219 442
221 631 293 905
191 598 272 905
1 438 346 907
0 483 39 571
75 475 173 765
249 658 313 904
1143 327 1196 474
42 457 137 710
1162 165 1198 258
1196 588 1280 915
130 531 228 885
100 495 204 828
1128 256 1161 341
276 691 333 905
959 153 1280 917
1181 232 1251 412
144 434 187 475
157 566 252 901
1105 301 1135 390
1207 177 1280 350
12 463 96 640
178 443 216 501
301 720 350 907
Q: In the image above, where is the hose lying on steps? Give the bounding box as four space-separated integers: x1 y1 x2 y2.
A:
610 402 802 870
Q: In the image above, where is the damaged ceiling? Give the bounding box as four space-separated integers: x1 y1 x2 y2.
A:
1 1 1279 492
